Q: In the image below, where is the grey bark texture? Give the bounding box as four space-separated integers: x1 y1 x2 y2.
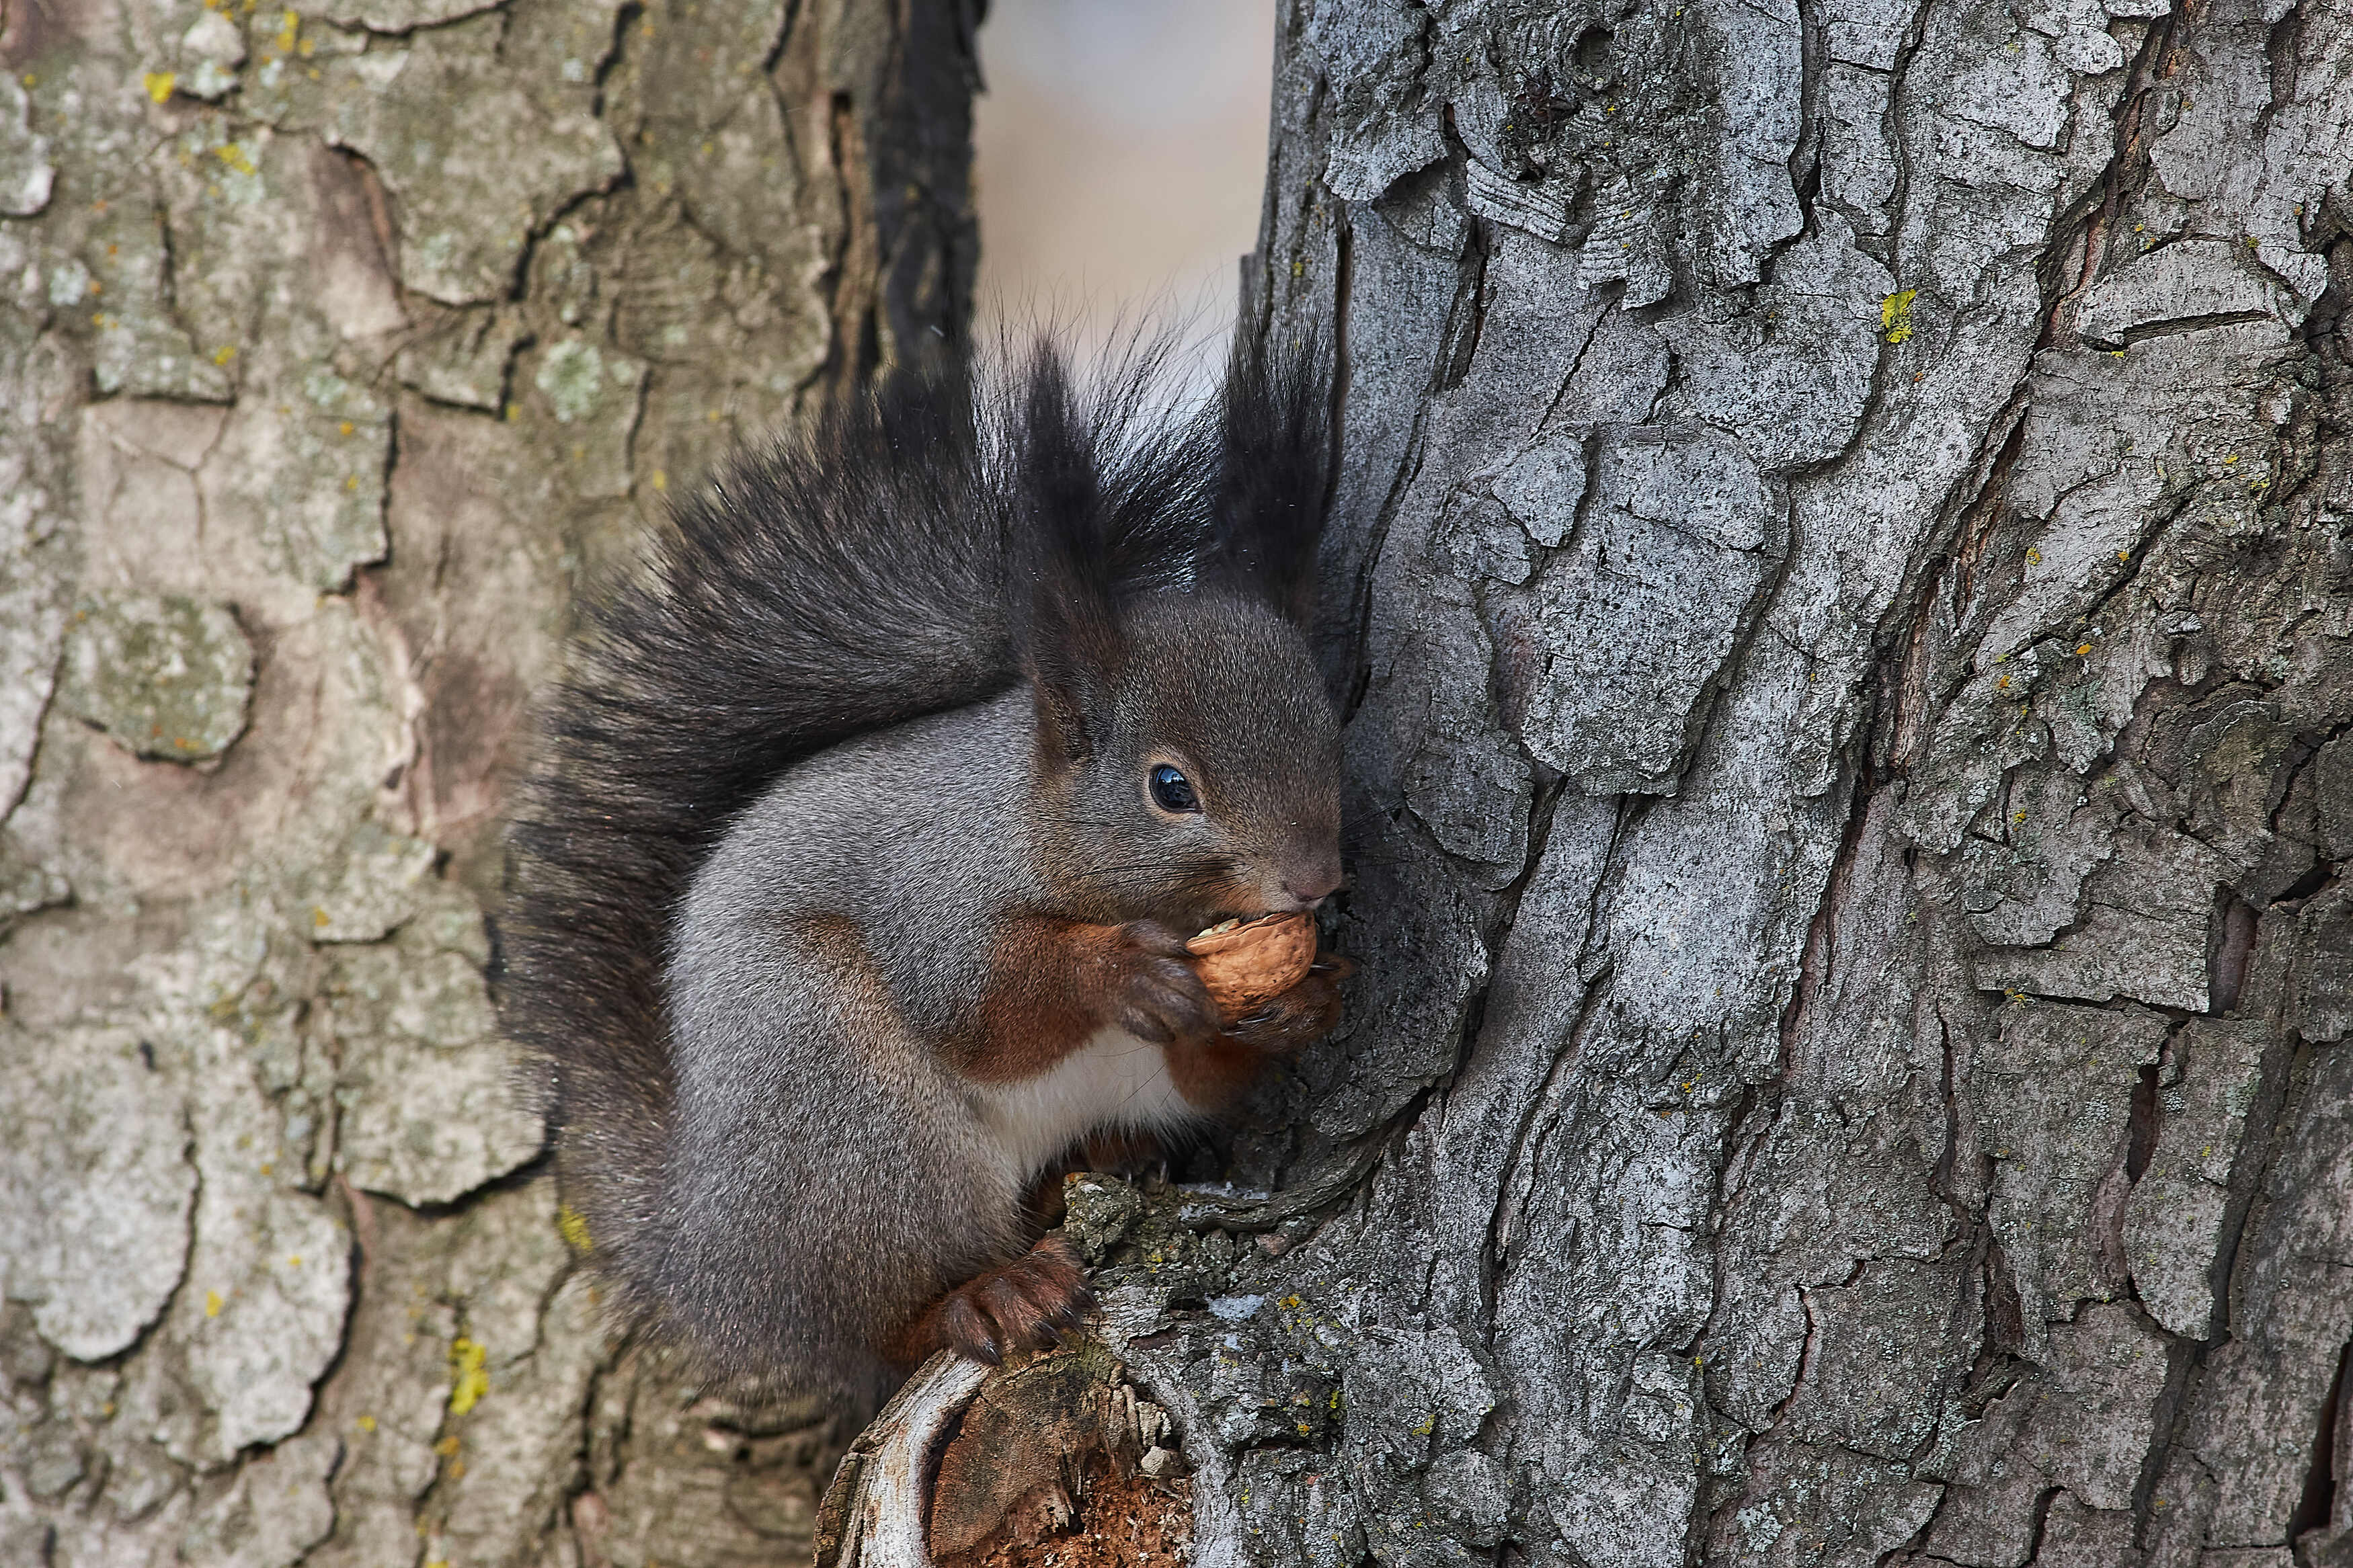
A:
1070 1 2353 1565
0 0 976 1561
5 0 2352 1564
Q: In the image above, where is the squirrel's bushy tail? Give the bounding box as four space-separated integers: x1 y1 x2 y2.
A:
498 331 1329 1355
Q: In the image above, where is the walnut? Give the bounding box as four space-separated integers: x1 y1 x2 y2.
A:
1185 912 1316 1018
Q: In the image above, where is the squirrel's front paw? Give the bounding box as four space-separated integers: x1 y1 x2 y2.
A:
1222 954 1353 1054
1103 920 1220 1044
926 1235 1094 1368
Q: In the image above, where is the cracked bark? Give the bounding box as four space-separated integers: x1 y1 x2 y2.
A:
0 0 971 1561
1068 1 2353 1565
7 0 2353 1565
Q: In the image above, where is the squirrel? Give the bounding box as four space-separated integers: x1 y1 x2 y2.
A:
499 335 1350 1414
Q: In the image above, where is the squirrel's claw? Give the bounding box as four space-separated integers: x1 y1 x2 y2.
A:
906 1235 1095 1369
1106 923 1221 1046
933 1293 1002 1367
1120 919 1195 959
1221 961 1349 1054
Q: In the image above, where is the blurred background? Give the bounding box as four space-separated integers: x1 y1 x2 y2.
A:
972 0 1277 386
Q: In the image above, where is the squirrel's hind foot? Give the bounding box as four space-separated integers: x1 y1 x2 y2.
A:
887 1235 1094 1369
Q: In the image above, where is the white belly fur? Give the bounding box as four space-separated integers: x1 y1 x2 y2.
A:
966 1027 1198 1184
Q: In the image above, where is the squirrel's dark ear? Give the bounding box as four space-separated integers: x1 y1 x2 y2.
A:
1200 331 1330 628
1014 346 1125 766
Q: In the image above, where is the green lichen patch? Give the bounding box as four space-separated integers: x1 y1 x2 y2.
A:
59 592 255 763
0 74 54 216
323 892 542 1206
81 198 235 403
1063 1171 1146 1263
305 11 624 304
202 366 393 594
173 11 248 102
302 819 438 943
0 1026 198 1360
177 124 269 208
524 335 644 499
446 1334 489 1414
1881 288 1917 343
147 123 287 382
232 9 372 128
532 335 607 423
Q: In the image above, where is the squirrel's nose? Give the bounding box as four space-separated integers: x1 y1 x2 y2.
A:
1279 853 1344 906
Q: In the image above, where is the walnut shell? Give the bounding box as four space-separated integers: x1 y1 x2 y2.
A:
1185 912 1316 1017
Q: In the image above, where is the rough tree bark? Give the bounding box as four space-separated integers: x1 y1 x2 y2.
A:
1064 0 2353 1564
7 0 2352 1565
0 0 978 1562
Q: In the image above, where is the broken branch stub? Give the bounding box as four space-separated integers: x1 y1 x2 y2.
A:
815 1336 1191 1567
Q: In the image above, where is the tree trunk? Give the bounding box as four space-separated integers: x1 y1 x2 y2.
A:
1072 0 2353 1564
0 0 976 1562
10 0 2353 1563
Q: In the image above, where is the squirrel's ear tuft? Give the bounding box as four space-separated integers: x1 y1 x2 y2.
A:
1014 346 1125 766
1201 331 1330 628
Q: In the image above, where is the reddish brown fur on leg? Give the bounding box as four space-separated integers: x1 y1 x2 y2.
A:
948 917 1218 1084
1075 1126 1167 1178
1162 1034 1271 1109
883 1235 1094 1369
1025 1166 1070 1229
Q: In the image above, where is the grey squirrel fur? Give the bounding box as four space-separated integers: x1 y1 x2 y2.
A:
501 336 1346 1415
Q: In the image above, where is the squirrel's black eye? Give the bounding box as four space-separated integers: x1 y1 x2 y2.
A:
1148 764 1201 813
